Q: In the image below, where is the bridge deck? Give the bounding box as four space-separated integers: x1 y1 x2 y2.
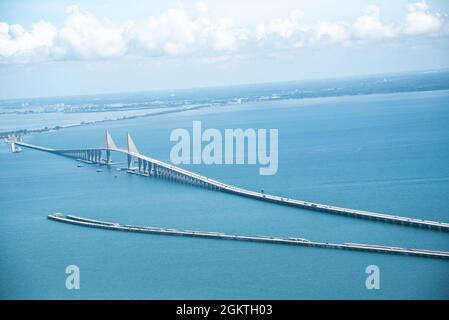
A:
47 213 449 260
16 141 449 232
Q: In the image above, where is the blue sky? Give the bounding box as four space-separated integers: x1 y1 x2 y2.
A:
1 0 449 99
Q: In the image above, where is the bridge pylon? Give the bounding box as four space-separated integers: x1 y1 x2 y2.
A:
127 133 139 154
105 130 118 164
127 133 139 170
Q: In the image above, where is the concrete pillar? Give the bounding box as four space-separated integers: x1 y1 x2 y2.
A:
106 150 111 164
127 154 132 170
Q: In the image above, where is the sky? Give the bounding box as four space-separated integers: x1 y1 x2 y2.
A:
1 0 449 99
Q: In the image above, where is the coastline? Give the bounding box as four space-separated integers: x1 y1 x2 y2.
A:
0 102 217 139
2 87 449 140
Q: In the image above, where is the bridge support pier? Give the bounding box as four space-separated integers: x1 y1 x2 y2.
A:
143 161 148 175
127 154 132 170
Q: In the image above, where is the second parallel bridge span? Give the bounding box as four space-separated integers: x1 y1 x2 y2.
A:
14 131 449 232
47 213 449 260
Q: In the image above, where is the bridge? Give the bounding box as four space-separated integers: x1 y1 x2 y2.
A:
13 131 449 232
48 213 449 260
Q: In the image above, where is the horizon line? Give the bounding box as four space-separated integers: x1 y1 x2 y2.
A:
1 67 448 102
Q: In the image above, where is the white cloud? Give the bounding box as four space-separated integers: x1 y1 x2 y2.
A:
127 7 242 57
0 20 57 63
211 29 237 52
253 11 309 51
0 2 448 64
406 1 429 13
403 2 442 35
129 8 196 56
314 22 350 43
261 11 303 39
353 5 399 38
196 0 208 13
58 6 127 59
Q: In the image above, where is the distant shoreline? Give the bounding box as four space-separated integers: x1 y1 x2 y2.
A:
0 102 219 139
2 68 448 102
2 87 449 140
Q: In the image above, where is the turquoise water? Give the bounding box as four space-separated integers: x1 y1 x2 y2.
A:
1 90 449 299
